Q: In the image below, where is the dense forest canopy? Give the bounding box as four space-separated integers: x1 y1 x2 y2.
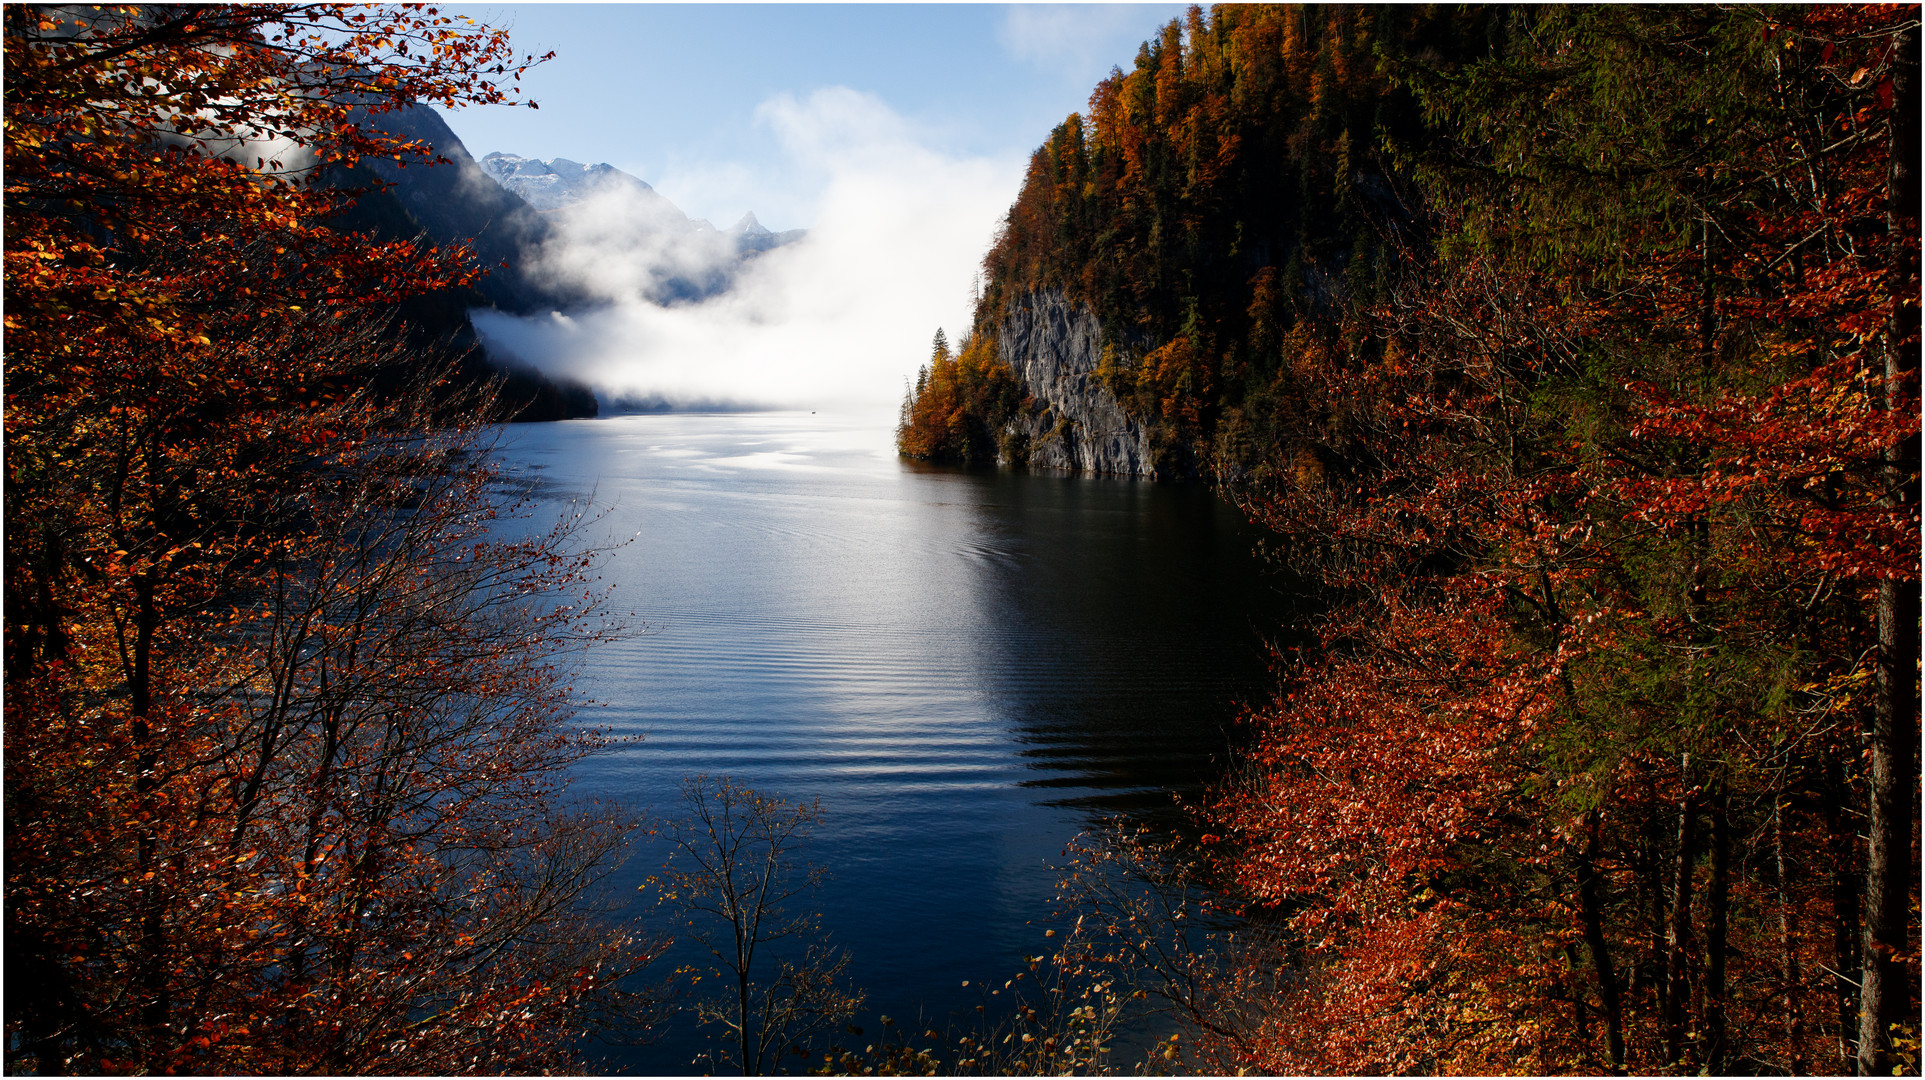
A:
904 4 1508 476
905 4 1918 1075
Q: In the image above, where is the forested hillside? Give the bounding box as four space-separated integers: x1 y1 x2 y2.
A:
903 5 1503 476
910 5 1920 1075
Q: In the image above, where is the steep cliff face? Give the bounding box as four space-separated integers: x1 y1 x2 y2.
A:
995 290 1154 477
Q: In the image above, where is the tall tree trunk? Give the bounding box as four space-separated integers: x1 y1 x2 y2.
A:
1578 810 1626 1072
1861 575 1919 1077
1640 790 1669 1023
1860 24 1921 1077
1829 750 1864 1066
1705 786 1731 1075
1777 794 1809 1074
1666 754 1699 1068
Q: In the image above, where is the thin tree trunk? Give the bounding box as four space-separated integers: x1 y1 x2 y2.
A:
1861 25 1921 1077
1705 786 1731 1075
1666 754 1699 1068
1777 794 1809 1074
1828 750 1864 1067
25 521 70 673
1565 942 1593 1055
132 573 170 1064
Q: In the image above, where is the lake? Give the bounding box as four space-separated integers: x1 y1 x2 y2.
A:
496 411 1284 1073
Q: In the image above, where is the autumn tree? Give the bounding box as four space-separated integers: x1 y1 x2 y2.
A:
654 776 861 1076
5 5 660 1072
1180 4 1920 1074
937 4 1914 1074
896 328 1022 466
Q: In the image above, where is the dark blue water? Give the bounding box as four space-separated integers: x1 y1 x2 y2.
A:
496 412 1282 1073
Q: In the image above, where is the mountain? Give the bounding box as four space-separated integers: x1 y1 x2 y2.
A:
898 6 1485 477
338 123 811 413
727 211 809 256
477 152 806 259
479 152 671 214
352 107 579 315
331 106 598 419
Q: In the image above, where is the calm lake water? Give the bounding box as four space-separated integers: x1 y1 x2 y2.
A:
496 412 1284 1073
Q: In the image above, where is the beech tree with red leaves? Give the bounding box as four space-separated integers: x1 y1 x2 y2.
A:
5 6 660 1073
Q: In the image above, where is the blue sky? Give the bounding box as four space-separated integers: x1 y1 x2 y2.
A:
447 4 1188 228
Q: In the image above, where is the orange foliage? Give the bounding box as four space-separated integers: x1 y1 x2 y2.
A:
1193 5 1919 1074
897 330 1024 466
967 5 1506 475
5 7 657 1072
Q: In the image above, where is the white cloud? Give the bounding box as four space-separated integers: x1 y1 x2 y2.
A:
644 157 766 229
520 178 739 305
471 87 1024 419
757 86 916 168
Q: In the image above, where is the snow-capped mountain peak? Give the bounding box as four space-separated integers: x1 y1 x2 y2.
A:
476 149 807 289
729 211 773 238
479 152 657 212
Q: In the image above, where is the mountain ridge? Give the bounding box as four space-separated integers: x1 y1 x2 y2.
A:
477 150 806 257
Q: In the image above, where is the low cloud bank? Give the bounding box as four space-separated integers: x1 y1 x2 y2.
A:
471 87 1023 418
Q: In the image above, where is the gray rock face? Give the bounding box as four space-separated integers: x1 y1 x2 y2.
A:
996 290 1154 477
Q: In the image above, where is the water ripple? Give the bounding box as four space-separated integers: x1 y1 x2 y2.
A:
494 413 1285 1073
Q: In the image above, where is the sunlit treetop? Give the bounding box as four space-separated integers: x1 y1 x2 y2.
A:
3 4 552 373
7 4 550 176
